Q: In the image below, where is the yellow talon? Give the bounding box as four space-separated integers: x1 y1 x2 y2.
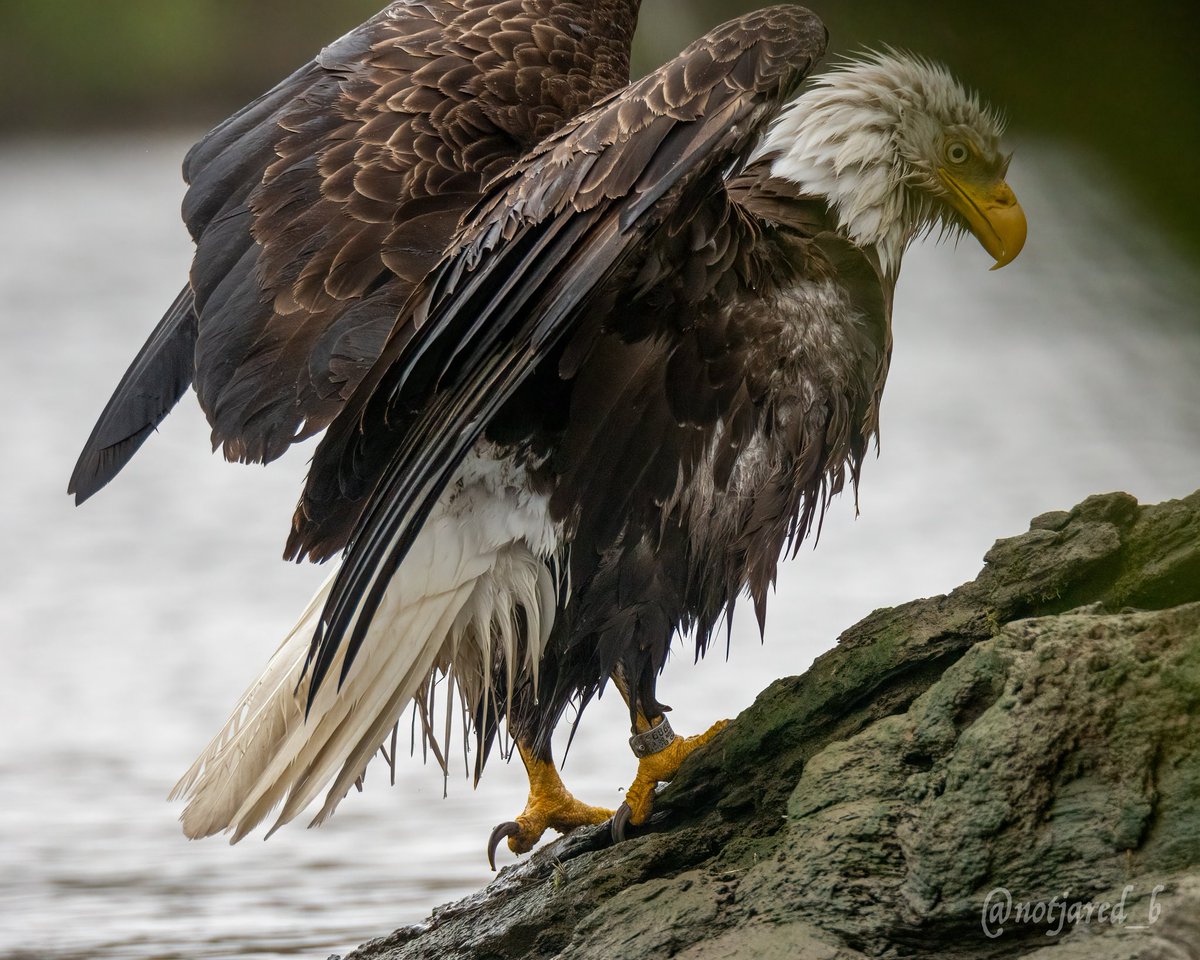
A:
488 745 613 869
623 718 729 828
512 754 615 847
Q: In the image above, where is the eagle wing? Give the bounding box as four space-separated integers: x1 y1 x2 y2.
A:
291 6 829 702
69 0 640 503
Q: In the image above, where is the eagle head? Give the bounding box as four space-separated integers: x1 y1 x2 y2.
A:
756 50 1027 274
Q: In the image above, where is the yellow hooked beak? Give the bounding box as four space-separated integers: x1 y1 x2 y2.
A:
939 170 1027 269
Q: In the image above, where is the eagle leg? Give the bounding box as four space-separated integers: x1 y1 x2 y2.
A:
611 715 730 844
487 740 614 871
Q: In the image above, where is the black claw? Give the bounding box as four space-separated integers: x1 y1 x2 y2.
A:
488 821 521 871
610 802 633 844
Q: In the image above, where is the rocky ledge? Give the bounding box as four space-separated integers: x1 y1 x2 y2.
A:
341 490 1200 960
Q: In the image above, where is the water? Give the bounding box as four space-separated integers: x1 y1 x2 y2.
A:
0 133 1197 959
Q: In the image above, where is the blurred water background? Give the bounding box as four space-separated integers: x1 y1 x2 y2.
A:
1 2 1198 958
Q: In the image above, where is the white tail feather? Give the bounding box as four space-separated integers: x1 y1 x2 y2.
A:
170 450 559 842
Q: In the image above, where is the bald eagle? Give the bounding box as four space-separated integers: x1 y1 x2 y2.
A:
70 2 1025 866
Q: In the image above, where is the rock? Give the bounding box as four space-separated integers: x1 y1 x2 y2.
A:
341 490 1200 960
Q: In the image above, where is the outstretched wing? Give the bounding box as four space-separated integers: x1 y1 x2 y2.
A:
70 0 640 502
292 6 829 703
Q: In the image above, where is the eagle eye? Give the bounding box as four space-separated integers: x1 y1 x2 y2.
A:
945 140 970 165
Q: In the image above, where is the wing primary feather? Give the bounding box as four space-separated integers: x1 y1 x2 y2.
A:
68 286 198 504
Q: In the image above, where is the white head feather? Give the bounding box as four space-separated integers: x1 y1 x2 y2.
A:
754 51 1008 274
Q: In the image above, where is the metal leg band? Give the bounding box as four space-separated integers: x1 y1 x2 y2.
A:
629 716 676 758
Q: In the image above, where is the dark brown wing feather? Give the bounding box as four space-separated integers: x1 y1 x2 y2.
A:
71 0 640 499
196 0 641 463
67 287 197 504
291 5 829 704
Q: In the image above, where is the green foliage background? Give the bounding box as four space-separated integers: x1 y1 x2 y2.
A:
1 1 1197 251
